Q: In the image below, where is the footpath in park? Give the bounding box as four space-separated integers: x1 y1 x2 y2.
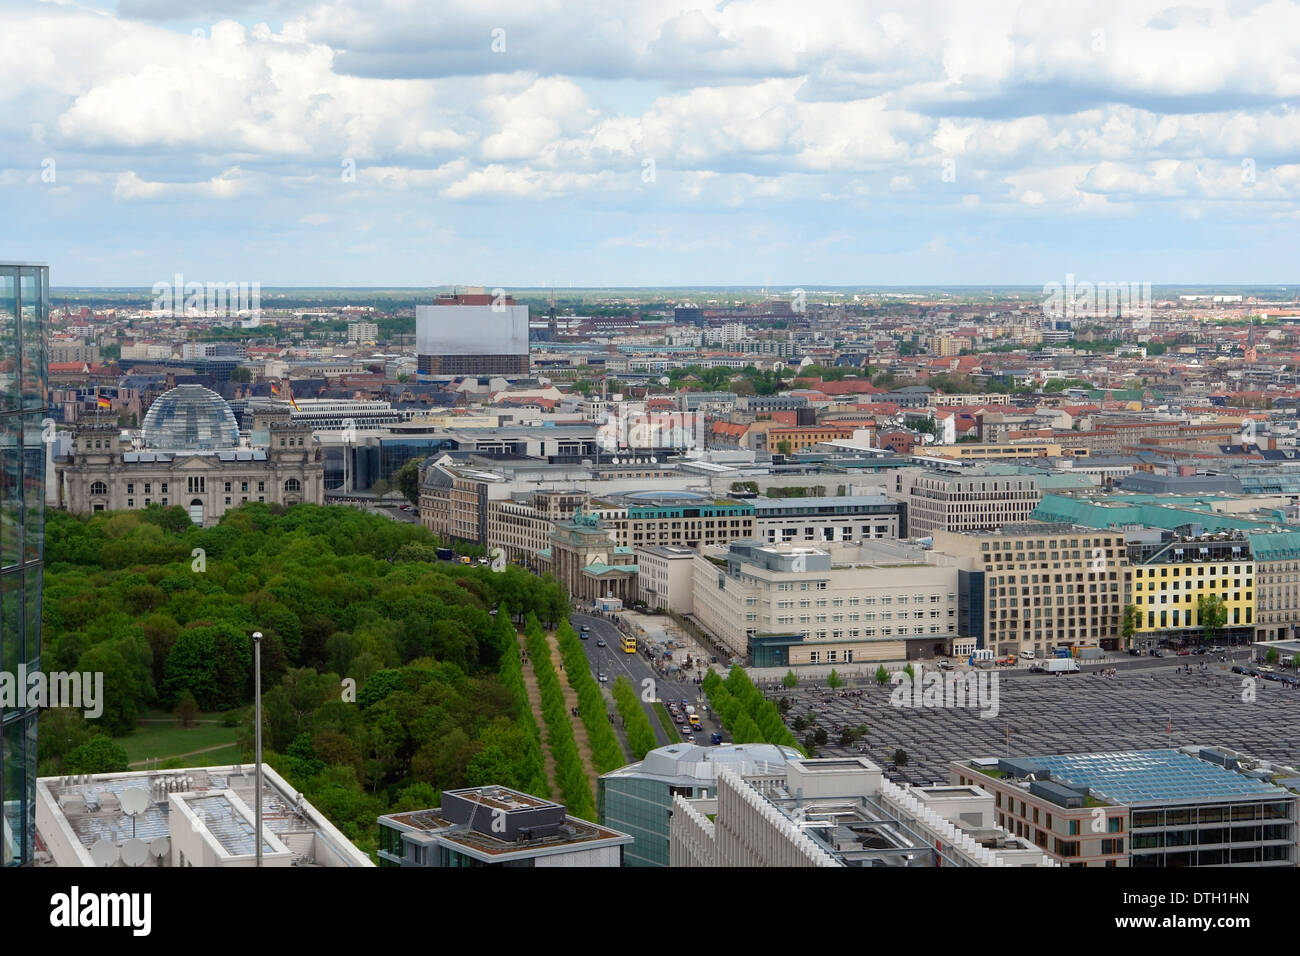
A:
544 632 602 805
515 634 559 797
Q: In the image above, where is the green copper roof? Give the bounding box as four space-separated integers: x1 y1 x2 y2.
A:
1032 493 1275 533
1246 531 1300 562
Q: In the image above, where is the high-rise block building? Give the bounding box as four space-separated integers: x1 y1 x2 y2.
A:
0 263 47 868
416 293 529 376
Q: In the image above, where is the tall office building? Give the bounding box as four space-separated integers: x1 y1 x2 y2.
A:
1 263 47 867
416 293 529 376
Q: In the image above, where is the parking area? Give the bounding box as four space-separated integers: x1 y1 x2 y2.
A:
773 663 1300 788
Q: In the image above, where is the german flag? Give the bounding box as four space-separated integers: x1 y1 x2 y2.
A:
270 383 280 396
289 393 300 412
97 395 111 409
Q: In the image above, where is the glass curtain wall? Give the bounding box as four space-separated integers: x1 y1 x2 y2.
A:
0 264 47 867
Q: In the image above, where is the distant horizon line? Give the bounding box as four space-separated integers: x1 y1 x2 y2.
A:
44 283 1300 293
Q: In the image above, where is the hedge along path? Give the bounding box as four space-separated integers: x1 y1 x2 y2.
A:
516 633 559 796
544 630 600 805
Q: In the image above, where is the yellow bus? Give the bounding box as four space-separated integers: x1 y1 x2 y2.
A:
621 636 636 654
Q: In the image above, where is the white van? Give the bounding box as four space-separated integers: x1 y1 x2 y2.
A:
1021 649 1036 660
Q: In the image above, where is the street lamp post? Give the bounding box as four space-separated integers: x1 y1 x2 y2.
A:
253 630 263 868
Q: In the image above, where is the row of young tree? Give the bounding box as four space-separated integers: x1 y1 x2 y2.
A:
523 615 598 821
702 668 804 752
38 503 574 856
555 623 628 774
611 677 658 759
493 613 551 798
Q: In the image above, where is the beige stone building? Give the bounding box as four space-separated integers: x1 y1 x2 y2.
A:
489 490 589 565
933 522 1126 657
54 385 323 526
590 491 755 551
540 508 638 605
688 540 961 666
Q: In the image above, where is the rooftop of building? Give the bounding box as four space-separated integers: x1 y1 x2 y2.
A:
603 742 801 786
967 748 1291 808
1034 492 1281 534
34 764 373 868
637 544 700 558
934 521 1083 538
751 494 898 510
379 786 630 862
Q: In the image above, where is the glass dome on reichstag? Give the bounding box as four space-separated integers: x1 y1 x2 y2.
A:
141 384 240 450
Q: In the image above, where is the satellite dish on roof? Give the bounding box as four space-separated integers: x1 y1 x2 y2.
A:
149 836 170 859
90 838 119 867
121 787 150 816
121 838 149 867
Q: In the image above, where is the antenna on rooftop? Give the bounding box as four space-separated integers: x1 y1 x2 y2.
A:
121 838 149 868
121 786 150 839
90 838 119 867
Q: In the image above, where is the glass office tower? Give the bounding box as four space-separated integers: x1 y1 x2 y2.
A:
0 264 47 867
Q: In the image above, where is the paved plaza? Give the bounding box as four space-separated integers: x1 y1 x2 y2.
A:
771 662 1300 787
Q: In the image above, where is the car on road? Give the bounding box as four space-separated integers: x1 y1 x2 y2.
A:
597 672 608 683
1128 648 1142 656
580 625 590 632
937 659 954 670
579 630 589 640
710 732 723 745
1151 649 1165 657
1209 645 1227 653
596 639 606 647
1232 665 1246 674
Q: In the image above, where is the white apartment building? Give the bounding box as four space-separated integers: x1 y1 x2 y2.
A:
347 321 379 343
635 545 697 612
688 540 961 666
121 342 175 360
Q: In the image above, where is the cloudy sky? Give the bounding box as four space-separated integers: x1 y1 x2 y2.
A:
3 0 1300 287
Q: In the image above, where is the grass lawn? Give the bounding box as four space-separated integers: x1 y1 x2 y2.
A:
115 717 240 765
652 702 677 738
149 744 244 769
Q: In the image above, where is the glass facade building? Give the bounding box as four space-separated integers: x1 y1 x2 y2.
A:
0 263 47 867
